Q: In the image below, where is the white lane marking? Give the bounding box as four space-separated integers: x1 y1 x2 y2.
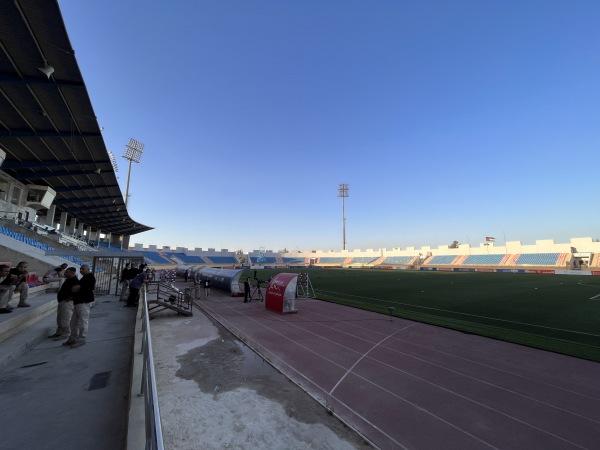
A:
301 303 600 402
329 325 415 396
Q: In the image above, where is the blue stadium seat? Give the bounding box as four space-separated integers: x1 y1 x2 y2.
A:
463 254 505 265
348 257 378 264
380 256 415 265
427 255 458 265
515 253 560 266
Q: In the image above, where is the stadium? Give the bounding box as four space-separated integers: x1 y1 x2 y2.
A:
1 2 599 450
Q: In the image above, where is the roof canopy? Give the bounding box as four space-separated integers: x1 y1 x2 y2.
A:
0 0 151 236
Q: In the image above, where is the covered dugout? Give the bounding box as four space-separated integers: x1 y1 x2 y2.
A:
175 264 197 278
194 267 244 296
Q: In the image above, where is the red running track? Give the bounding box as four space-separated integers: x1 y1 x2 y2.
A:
194 292 600 450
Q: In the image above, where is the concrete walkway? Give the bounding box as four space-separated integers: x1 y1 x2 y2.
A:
0 293 137 450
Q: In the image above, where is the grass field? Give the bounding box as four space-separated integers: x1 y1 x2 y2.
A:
241 268 600 362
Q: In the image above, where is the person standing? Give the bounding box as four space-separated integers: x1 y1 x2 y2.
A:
243 278 251 303
119 263 131 301
204 278 211 298
48 267 79 339
127 269 148 308
63 265 95 348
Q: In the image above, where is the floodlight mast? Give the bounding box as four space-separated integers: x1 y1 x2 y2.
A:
337 183 349 250
122 138 144 207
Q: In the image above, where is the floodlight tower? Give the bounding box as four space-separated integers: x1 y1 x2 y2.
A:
337 183 349 250
122 138 144 207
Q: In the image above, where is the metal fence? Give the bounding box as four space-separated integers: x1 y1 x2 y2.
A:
139 285 164 450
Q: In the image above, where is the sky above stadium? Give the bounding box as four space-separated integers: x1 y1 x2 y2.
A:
60 1 600 252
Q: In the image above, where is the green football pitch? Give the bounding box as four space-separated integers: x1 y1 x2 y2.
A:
242 268 600 362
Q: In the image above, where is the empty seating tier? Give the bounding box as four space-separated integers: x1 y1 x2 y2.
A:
205 256 237 264
348 257 378 264
318 257 347 264
380 256 415 265
282 257 306 264
515 253 561 266
463 254 505 265
426 255 458 265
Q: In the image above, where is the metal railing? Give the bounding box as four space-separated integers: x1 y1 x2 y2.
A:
139 285 164 450
145 281 195 314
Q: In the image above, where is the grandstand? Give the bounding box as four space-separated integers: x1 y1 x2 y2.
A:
120 239 600 272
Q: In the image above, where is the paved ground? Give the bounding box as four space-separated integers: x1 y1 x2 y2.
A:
149 302 372 449
0 294 137 450
191 286 600 450
3 284 599 450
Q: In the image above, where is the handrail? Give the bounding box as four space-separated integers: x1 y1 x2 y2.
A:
139 285 164 450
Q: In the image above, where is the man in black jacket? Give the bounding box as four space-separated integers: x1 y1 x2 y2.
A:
244 278 251 302
63 265 96 348
48 267 79 339
119 263 131 301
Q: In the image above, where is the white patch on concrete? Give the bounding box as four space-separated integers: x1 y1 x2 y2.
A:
150 309 366 449
176 338 214 355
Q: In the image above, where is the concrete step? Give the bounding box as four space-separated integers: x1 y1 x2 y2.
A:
0 292 57 370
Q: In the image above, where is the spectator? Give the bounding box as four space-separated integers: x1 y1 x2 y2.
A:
43 263 68 285
4 261 30 308
119 263 131 302
48 267 79 340
0 265 13 314
127 269 148 308
62 265 95 348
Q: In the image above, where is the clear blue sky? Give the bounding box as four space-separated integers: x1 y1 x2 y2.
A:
60 1 600 252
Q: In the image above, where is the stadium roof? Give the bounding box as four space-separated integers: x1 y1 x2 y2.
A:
0 0 151 236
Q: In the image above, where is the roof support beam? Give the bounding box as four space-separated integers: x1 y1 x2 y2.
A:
53 184 119 193
2 160 107 169
54 195 123 205
12 169 101 179
0 73 85 89
0 130 101 138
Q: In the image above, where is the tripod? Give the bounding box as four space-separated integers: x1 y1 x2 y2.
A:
250 285 263 302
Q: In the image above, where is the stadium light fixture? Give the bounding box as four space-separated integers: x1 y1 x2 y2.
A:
337 183 349 250
122 138 144 207
37 63 55 79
